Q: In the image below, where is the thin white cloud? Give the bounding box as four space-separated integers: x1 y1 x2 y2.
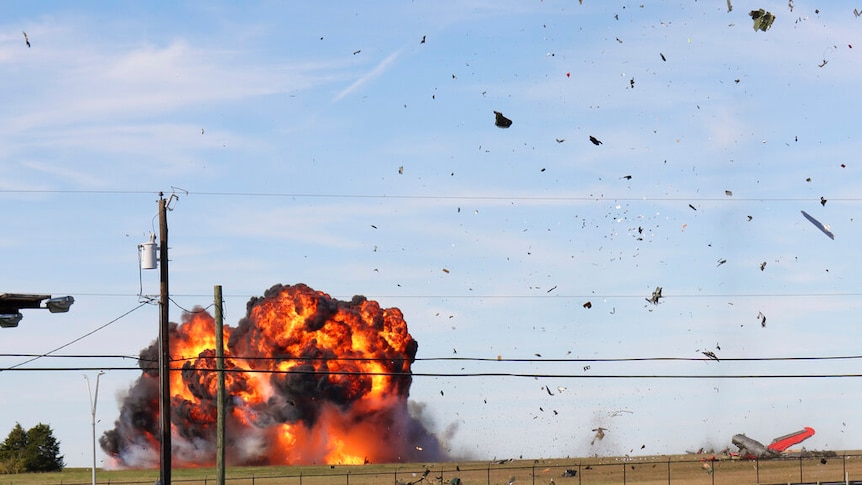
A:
331 48 404 103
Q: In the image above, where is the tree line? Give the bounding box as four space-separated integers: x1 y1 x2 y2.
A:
0 422 64 474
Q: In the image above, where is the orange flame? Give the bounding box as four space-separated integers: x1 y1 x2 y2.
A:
100 283 444 468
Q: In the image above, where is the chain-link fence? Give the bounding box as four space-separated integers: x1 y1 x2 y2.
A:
43 453 862 485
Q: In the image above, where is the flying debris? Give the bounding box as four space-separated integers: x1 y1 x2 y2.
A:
757 311 767 327
557 386 567 393
545 385 554 396
689 204 697 211
820 196 827 206
725 190 733 196
589 135 602 145
583 301 592 309
727 0 733 12
855 8 861 17
353 49 361 55
702 351 719 361
22 31 30 48
660 52 666 61
620 175 632 180
717 259 727 267
750 9 776 31
555 138 565 143
420 35 426 44
646 286 663 305
801 210 835 239
760 261 766 271
591 427 607 445
493 111 513 128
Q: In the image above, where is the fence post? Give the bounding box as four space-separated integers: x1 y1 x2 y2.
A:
623 461 626 484
487 462 491 485
799 455 803 483
532 464 535 485
394 469 397 485
578 464 581 485
667 458 670 485
755 458 760 485
346 470 350 485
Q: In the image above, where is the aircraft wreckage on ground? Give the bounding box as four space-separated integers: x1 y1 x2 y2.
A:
732 427 816 459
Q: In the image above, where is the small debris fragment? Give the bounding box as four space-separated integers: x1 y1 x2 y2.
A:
589 135 602 146
660 52 666 61
801 210 835 239
420 35 426 44
760 261 766 271
442 268 450 273
591 427 607 445
353 49 361 55
820 196 827 206
646 286 663 305
717 258 727 267
727 0 733 12
757 311 767 327
750 9 776 31
22 31 30 48
493 111 513 128
725 190 733 196
702 351 719 361
555 138 565 143
583 301 592 309
689 204 697 211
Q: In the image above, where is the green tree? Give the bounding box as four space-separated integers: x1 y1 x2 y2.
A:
0 422 64 474
23 423 64 472
0 423 28 474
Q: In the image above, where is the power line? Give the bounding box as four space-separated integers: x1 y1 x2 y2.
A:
0 187 858 203
0 303 149 371
2 366 862 379
4 352 862 365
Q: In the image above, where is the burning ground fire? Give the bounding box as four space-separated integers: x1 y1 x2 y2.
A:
100 283 446 467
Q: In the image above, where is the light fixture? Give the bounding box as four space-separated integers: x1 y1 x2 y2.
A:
0 293 75 327
45 296 75 313
0 313 24 328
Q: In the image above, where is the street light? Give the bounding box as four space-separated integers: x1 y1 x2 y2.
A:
0 293 75 327
84 371 105 485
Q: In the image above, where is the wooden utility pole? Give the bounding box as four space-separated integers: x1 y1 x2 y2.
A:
214 285 226 485
158 194 172 485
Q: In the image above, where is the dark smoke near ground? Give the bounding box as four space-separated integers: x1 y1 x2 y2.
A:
100 283 448 467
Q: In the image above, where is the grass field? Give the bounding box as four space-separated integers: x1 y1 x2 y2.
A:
2 453 861 485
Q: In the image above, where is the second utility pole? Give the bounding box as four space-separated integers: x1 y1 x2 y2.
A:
158 194 172 485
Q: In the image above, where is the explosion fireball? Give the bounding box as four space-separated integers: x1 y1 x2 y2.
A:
100 283 446 467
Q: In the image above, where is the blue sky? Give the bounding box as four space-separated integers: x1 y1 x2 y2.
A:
2 0 862 468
